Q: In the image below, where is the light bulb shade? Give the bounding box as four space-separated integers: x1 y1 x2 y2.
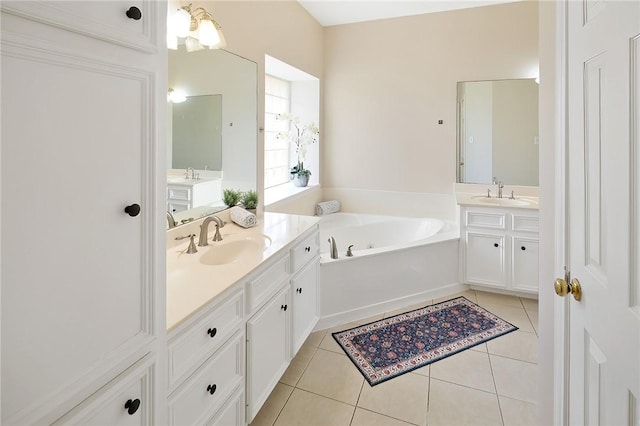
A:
168 89 187 103
172 8 192 38
198 18 221 47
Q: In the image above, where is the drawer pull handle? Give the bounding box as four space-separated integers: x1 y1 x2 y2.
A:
207 384 217 395
521 246 526 251
281 304 288 311
296 288 302 294
493 243 499 248
124 203 141 217
126 6 142 20
207 327 217 338
124 398 141 415
305 246 311 252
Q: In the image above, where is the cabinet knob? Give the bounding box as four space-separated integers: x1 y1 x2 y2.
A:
207 384 217 395
305 246 311 252
124 398 141 415
521 246 526 251
126 6 142 20
493 243 499 248
281 304 288 311
296 288 302 294
207 327 217 338
124 203 141 217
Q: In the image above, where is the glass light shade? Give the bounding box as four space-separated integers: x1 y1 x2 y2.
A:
172 8 192 38
198 18 221 47
168 89 187 103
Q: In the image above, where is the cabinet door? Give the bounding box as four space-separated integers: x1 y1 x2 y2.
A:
291 258 319 355
246 286 290 423
465 232 507 288
1 25 159 423
511 237 539 293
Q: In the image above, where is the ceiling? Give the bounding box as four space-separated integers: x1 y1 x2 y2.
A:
297 0 522 27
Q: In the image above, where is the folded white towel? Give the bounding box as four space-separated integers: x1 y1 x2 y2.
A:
316 200 341 216
230 206 257 228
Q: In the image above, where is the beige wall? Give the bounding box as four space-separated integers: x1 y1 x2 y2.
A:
323 1 538 195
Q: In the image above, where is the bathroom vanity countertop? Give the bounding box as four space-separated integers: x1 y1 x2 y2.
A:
456 192 539 210
166 212 320 331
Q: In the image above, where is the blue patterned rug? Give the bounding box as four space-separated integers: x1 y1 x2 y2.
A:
332 296 518 386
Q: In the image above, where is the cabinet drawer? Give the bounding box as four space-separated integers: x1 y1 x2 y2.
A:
465 211 506 229
246 254 290 313
168 187 192 201
53 356 154 425
206 388 244 426
512 215 539 233
291 230 319 272
168 290 244 389
169 333 244 426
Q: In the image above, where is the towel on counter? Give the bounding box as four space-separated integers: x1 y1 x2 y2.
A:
230 206 257 228
316 200 341 216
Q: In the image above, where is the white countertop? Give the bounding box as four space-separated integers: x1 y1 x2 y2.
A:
456 192 539 210
166 212 320 331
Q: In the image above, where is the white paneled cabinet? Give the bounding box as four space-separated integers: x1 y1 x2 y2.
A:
291 258 320 355
1 2 166 424
461 206 539 295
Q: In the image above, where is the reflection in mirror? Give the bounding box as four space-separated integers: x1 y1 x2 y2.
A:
456 79 539 186
168 48 257 228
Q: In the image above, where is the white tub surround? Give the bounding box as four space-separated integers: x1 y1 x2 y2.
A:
317 213 461 329
167 173 223 214
456 187 539 297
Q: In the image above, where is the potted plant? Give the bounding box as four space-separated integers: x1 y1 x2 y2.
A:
240 189 258 213
277 113 319 187
222 188 242 208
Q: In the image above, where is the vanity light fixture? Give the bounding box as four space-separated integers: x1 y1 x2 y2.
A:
167 3 226 51
167 88 187 103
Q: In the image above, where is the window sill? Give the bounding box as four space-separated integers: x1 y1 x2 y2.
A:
264 182 320 207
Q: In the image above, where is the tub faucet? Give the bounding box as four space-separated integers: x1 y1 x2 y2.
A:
328 237 338 259
167 211 177 229
198 215 225 246
498 181 504 199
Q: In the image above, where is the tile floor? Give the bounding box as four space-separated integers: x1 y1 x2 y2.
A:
250 290 539 426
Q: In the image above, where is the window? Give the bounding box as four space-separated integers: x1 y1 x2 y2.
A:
264 75 291 189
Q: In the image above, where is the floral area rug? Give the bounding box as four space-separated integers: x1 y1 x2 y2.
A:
332 296 518 386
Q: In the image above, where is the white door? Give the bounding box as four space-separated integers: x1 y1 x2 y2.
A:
565 0 640 424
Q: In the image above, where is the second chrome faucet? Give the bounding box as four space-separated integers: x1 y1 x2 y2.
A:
198 215 225 246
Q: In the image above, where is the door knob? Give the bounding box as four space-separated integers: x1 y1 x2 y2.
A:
554 277 582 301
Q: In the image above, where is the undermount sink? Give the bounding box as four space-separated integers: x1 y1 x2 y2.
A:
472 196 533 207
199 234 272 266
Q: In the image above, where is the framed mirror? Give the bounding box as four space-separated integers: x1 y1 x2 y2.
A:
456 79 539 186
168 48 257 227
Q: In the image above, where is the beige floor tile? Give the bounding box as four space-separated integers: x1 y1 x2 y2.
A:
280 343 317 386
296 348 364 405
358 372 429 425
470 342 489 353
351 408 415 426
527 310 539 335
250 383 294 426
480 303 535 333
499 396 539 426
428 379 502 426
520 297 538 312
318 331 344 354
274 389 355 426
430 349 496 393
476 291 524 308
490 355 539 403
410 364 430 377
487 330 538 364
433 289 477 304
305 330 326 348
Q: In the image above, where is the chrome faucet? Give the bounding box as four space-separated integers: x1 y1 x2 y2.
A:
328 237 338 259
185 167 195 180
167 211 177 229
498 181 504 199
198 215 225 246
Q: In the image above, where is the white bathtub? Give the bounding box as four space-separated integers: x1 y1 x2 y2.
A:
317 212 463 329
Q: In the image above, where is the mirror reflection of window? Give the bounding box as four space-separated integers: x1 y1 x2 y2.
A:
457 79 539 186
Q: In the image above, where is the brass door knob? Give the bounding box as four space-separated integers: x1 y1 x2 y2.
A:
554 277 582 301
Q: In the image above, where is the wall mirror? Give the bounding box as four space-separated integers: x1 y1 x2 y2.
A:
168 48 257 227
456 79 539 186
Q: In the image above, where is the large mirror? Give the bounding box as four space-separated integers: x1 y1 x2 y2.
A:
456 79 539 186
168 48 257 226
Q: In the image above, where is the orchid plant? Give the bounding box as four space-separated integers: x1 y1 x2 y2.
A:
276 113 319 176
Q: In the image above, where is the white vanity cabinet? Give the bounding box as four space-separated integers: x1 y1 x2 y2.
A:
460 206 539 295
1 2 166 424
167 179 222 213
